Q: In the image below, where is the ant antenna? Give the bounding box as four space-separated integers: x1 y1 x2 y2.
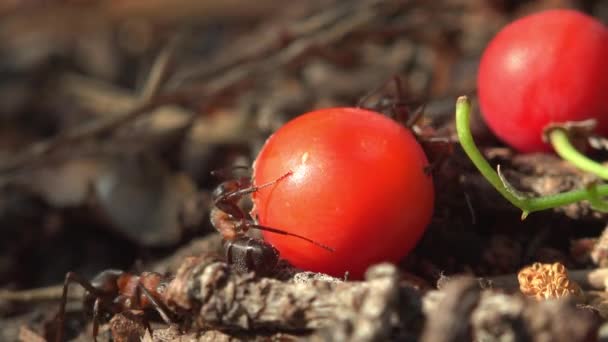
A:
250 223 334 252
357 79 388 108
253 171 292 190
219 171 293 201
405 103 426 129
240 171 333 252
210 165 251 178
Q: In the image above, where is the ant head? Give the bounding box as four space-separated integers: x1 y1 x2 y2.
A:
90 269 123 293
81 269 124 316
212 179 245 202
211 166 252 202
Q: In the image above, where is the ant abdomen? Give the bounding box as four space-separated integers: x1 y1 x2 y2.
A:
224 236 279 276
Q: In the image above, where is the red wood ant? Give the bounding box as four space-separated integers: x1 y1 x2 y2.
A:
357 75 427 129
210 168 334 275
55 270 176 342
53 170 332 341
358 76 454 174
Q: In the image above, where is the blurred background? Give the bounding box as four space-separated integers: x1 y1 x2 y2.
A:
0 0 607 339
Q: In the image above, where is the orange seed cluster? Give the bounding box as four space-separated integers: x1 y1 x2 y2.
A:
517 262 583 300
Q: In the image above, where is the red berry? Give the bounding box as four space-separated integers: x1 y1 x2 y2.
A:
251 108 434 278
477 9 608 152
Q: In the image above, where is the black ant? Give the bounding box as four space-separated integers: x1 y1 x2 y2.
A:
210 168 334 275
54 270 177 342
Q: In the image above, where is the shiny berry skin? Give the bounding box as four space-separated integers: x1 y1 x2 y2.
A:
251 107 434 278
477 9 608 152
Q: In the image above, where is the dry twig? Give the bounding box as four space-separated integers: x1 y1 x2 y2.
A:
169 0 407 95
0 285 81 302
0 0 415 176
18 326 46 342
165 258 423 340
0 32 182 175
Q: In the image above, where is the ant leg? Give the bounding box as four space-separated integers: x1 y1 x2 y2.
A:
92 298 101 342
56 272 104 342
143 318 153 337
248 223 335 252
357 75 428 125
389 76 431 127
357 77 393 108
392 75 404 98
225 241 235 265
389 76 409 123
421 136 454 175
405 103 426 129
137 283 175 325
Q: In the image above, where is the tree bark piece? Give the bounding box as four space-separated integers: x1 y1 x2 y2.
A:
165 258 423 340
423 277 600 342
164 257 601 341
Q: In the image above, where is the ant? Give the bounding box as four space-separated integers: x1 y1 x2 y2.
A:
359 76 454 174
357 76 427 129
52 169 332 341
54 269 177 342
210 168 334 275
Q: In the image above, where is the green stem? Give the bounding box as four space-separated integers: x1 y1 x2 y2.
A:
549 128 608 180
586 182 608 212
455 96 608 218
455 97 525 208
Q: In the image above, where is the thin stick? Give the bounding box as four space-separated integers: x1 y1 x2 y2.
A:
0 95 178 176
0 1 392 176
487 268 599 291
0 285 82 302
18 326 46 342
0 33 183 176
140 34 183 101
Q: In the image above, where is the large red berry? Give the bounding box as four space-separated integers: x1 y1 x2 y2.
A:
477 9 608 152
251 107 434 278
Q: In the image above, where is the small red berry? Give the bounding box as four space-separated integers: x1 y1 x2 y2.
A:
477 9 608 152
251 107 434 278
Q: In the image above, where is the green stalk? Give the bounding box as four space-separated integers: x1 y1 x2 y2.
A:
455 98 525 208
455 96 608 218
586 182 608 212
549 128 608 180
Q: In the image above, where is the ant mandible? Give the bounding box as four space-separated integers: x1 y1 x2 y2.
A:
54 269 176 342
210 168 334 275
